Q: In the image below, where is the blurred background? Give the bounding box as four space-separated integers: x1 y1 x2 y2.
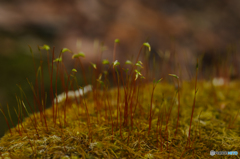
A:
1 0 240 137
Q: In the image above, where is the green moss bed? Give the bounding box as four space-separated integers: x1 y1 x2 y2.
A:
0 80 240 159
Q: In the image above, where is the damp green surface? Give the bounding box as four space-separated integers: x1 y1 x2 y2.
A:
0 81 240 159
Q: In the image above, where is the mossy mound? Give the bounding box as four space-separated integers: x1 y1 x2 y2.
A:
0 81 240 158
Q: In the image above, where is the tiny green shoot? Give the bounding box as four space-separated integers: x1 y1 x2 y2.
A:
102 59 110 65
143 42 151 51
113 60 120 68
125 60 132 65
61 48 71 53
53 56 62 62
72 52 85 59
40 44 50 51
91 63 97 69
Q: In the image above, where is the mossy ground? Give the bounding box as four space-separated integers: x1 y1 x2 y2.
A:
0 80 240 159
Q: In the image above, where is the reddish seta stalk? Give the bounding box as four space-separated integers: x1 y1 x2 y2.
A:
148 82 157 136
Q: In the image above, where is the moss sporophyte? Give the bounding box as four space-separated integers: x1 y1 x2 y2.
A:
0 41 240 158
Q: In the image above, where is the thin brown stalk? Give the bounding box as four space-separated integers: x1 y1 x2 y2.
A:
148 83 157 136
174 79 180 137
0 105 12 136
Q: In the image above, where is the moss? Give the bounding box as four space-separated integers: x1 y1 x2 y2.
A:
0 80 240 158
0 43 239 158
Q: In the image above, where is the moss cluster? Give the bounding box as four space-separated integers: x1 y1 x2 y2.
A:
0 80 240 158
